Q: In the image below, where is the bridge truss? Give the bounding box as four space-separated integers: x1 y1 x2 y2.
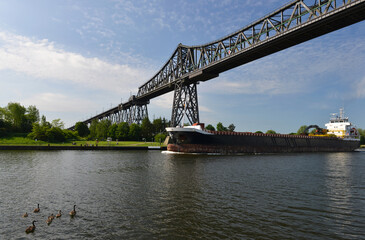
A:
70 0 365 130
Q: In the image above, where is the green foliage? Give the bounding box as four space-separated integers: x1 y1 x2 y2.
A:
28 118 76 142
205 124 215 131
228 124 235 132
297 125 308 135
129 123 141 140
89 119 98 139
46 127 65 142
116 122 130 140
255 131 263 133
154 133 167 143
51 119 65 129
28 123 47 141
266 130 277 134
152 118 164 135
75 121 90 137
216 122 228 132
25 105 40 124
141 117 153 140
108 123 118 140
63 129 79 141
359 128 365 145
96 119 111 140
0 102 39 133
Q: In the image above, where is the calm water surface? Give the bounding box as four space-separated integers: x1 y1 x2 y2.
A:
0 150 364 239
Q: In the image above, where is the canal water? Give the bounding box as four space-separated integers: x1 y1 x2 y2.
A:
0 150 364 239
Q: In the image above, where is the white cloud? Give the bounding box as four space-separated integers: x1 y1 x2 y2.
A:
0 31 152 94
150 92 173 109
23 93 93 113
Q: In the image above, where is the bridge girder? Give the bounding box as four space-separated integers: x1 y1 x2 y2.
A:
70 0 365 130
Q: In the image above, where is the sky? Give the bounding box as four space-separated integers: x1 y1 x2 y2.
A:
0 0 364 133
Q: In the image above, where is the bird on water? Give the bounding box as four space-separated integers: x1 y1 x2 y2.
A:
33 204 40 213
56 210 62 218
46 217 52 225
69 205 76 217
22 212 28 218
48 213 55 220
25 220 37 233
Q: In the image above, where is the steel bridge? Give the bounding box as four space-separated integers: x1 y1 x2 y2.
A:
70 0 365 130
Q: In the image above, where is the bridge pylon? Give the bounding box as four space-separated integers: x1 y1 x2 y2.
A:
119 95 149 125
171 82 199 127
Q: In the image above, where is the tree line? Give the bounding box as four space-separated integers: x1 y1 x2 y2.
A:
74 117 169 142
1 102 364 145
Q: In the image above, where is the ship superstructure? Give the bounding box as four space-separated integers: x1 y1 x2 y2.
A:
325 108 360 141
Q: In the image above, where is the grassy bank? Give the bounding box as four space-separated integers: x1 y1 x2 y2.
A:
0 135 164 147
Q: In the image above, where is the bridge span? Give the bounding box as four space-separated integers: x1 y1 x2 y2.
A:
70 0 365 130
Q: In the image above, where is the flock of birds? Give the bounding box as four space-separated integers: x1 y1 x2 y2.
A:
23 204 77 233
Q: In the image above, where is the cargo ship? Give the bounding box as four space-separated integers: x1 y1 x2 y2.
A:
166 109 360 154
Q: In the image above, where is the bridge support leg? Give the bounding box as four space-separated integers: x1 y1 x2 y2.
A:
171 82 199 127
129 104 148 125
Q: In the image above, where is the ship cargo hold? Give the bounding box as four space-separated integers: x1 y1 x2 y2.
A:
166 109 360 154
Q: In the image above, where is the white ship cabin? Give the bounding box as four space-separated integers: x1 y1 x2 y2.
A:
324 108 360 140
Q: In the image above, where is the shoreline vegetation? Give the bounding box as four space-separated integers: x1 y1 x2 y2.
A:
0 136 165 148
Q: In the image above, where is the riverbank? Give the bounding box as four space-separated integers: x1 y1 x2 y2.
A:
0 136 166 150
0 145 166 150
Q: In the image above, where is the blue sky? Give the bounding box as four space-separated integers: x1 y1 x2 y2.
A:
0 0 364 133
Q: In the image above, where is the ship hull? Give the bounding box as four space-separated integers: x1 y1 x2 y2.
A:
167 130 360 154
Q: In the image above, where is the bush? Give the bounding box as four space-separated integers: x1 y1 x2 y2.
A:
46 127 65 142
155 133 167 143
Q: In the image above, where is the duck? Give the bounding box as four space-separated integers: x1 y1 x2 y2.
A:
33 204 40 213
69 205 76 217
48 213 55 220
46 217 52 225
25 220 37 233
56 210 62 218
22 212 28 218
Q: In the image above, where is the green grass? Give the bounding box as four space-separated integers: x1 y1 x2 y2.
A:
0 135 165 147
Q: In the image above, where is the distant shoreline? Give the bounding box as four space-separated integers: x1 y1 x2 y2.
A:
0 145 166 151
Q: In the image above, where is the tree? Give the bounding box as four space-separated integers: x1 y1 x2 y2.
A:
152 118 164 135
216 122 228 132
116 122 129 140
96 119 111 140
205 124 215 131
46 127 65 142
129 123 141 140
89 119 98 139
297 125 308 135
266 130 277 134
51 119 65 129
25 105 40 124
108 123 118 140
41 115 51 128
154 133 167 143
358 128 365 145
255 131 263 133
228 124 236 132
75 122 90 137
141 117 153 140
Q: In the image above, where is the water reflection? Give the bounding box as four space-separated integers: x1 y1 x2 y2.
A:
0 151 364 239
